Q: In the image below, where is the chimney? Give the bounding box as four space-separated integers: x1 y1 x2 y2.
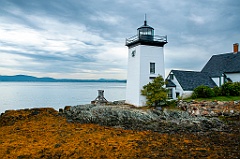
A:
233 43 239 53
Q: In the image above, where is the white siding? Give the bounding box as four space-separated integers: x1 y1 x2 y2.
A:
220 76 224 85
182 91 193 99
212 77 220 87
225 73 240 82
126 46 141 106
126 44 165 107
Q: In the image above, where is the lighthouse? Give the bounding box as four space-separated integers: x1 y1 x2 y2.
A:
125 18 167 107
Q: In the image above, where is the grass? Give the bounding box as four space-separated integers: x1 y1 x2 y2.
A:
185 96 240 102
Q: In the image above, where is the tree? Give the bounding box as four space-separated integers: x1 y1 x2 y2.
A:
141 75 167 107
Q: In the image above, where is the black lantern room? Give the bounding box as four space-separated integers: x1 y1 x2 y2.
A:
137 20 154 41
126 18 167 48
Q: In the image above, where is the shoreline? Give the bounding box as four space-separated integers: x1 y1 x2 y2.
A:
2 100 239 133
2 105 239 133
0 106 239 158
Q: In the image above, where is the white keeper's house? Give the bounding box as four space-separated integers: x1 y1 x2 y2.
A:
166 43 240 100
125 18 167 107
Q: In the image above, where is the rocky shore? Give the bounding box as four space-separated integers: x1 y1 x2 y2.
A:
0 102 239 158
62 101 239 133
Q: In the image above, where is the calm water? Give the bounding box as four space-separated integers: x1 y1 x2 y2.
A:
0 82 126 113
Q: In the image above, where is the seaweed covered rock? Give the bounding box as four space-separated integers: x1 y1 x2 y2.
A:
0 108 58 127
1 107 239 158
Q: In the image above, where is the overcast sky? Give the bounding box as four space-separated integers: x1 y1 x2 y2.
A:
0 0 239 79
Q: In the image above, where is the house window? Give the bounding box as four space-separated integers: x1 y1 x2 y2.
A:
176 92 180 98
168 89 173 99
150 62 155 74
169 74 174 80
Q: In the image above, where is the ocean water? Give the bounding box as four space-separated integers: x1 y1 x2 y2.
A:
0 82 126 113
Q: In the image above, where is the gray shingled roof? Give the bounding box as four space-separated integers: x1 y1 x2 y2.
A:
166 79 176 87
171 70 217 91
201 52 240 77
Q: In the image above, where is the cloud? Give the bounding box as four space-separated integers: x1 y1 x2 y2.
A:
0 0 239 79
90 12 124 25
0 4 128 79
189 14 206 25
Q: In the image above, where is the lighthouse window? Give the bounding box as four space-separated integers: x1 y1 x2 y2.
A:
147 29 152 35
131 50 136 57
139 28 153 36
150 62 155 74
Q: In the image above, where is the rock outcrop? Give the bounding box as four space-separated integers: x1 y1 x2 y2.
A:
63 104 226 133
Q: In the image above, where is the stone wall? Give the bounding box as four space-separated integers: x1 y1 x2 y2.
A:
178 100 240 117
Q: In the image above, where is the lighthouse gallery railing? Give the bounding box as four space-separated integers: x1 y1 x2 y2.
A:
126 35 167 45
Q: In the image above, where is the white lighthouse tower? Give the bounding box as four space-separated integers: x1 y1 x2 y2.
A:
125 18 167 107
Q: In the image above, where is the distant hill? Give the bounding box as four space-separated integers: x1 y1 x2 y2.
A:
0 75 126 83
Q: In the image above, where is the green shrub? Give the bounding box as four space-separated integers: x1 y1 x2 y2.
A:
164 100 177 107
213 86 221 96
233 82 240 96
221 82 240 96
221 82 233 96
192 85 215 98
221 82 239 96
